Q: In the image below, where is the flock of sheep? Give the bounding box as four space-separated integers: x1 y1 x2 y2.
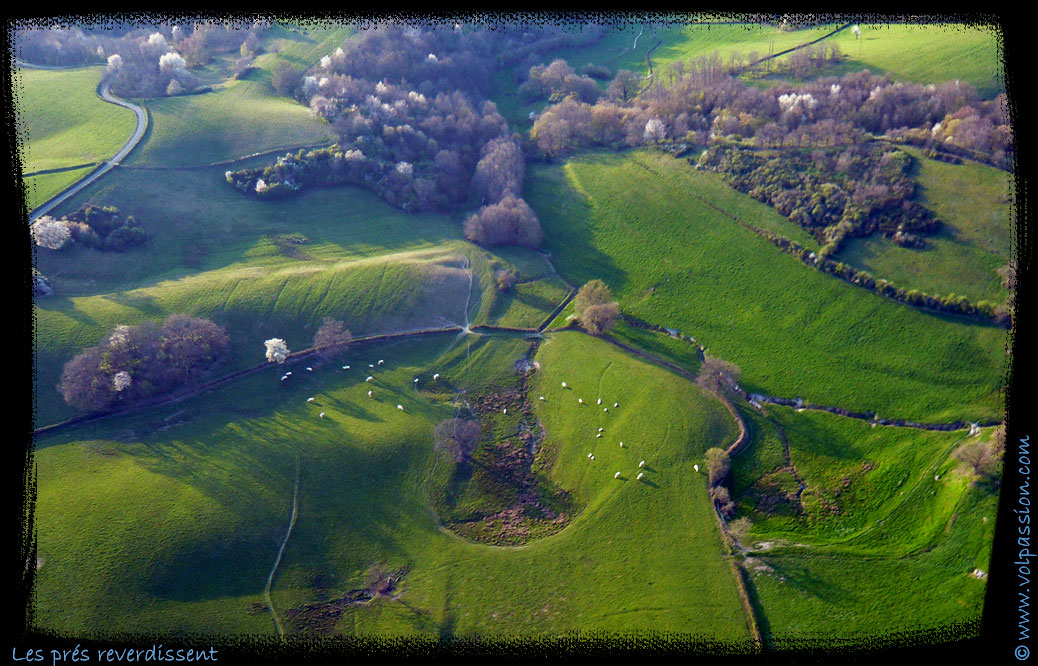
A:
283 362 670 484
283 357 445 419
557 380 649 482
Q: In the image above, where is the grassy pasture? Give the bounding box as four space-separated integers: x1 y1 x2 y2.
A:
526 149 1008 423
768 23 1004 98
33 332 750 639
14 66 137 174
835 147 1013 304
122 77 334 167
731 406 997 640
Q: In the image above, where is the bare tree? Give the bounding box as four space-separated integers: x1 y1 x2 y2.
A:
313 317 352 359
697 356 742 397
434 418 482 463
705 447 731 487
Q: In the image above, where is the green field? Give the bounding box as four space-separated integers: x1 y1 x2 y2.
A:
22 165 96 211
122 77 334 167
15 66 137 174
730 405 996 640
526 149 1007 424
835 147 1013 304
34 332 751 638
769 23 1004 98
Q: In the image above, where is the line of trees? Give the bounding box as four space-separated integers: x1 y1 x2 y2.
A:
529 52 1011 169
59 315 230 412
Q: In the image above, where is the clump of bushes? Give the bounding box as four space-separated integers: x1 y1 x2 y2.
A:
58 315 229 412
31 204 148 252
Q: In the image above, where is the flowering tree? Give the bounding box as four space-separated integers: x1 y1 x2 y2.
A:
30 216 72 250
113 371 132 392
264 338 289 364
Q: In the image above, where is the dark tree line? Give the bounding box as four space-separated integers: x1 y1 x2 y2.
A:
697 143 941 257
59 315 229 412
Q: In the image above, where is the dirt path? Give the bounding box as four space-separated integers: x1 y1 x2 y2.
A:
264 453 300 637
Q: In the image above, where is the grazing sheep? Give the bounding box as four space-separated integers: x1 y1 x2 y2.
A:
307 397 315 403
433 373 440 380
604 408 608 412
619 442 624 447
693 464 700 473
368 390 373 397
539 396 545 401
561 382 567 388
590 455 595 460
281 376 288 382
285 372 292 376
598 427 604 432
378 360 384 365
343 365 350 370
503 408 507 414
637 472 644 480
366 376 374 382
397 404 404 411
414 378 420 384
319 412 325 418
369 364 375 368
638 460 645 467
614 472 621 479
578 398 583 404
613 403 618 408
588 453 593 458
596 434 602 438
597 398 602 405
306 367 313 372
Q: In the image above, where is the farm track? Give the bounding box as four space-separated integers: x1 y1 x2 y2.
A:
264 453 300 637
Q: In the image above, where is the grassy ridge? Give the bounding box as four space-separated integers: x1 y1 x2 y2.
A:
33 332 750 638
526 149 1007 423
15 66 137 174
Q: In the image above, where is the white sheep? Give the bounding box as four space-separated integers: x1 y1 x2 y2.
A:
598 427 604 432
368 390 373 397
613 403 618 408
319 412 326 418
597 398 602 405
369 364 375 368
539 396 545 401
433 373 440 380
639 460 645 467
561 382 567 388
603 408 608 412
366 376 374 382
590 454 595 460
619 442 624 447
414 378 420 384
307 397 315 403
578 398 583 404
637 472 644 480
693 464 699 473
378 360 384 365
503 408 507 414
397 404 404 411
614 472 621 479
343 365 350 370
588 452 593 458
285 372 292 376
281 375 288 382
306 367 313 372
596 434 602 438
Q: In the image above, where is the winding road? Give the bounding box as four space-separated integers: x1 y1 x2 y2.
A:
19 61 148 222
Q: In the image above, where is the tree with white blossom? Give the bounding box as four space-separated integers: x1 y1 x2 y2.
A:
113 371 132 392
30 216 72 250
264 338 289 364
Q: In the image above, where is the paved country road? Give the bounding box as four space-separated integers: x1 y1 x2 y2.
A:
18 61 147 222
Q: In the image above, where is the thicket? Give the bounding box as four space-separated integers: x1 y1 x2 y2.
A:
697 143 940 256
58 315 230 412
30 204 148 252
530 53 1011 169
